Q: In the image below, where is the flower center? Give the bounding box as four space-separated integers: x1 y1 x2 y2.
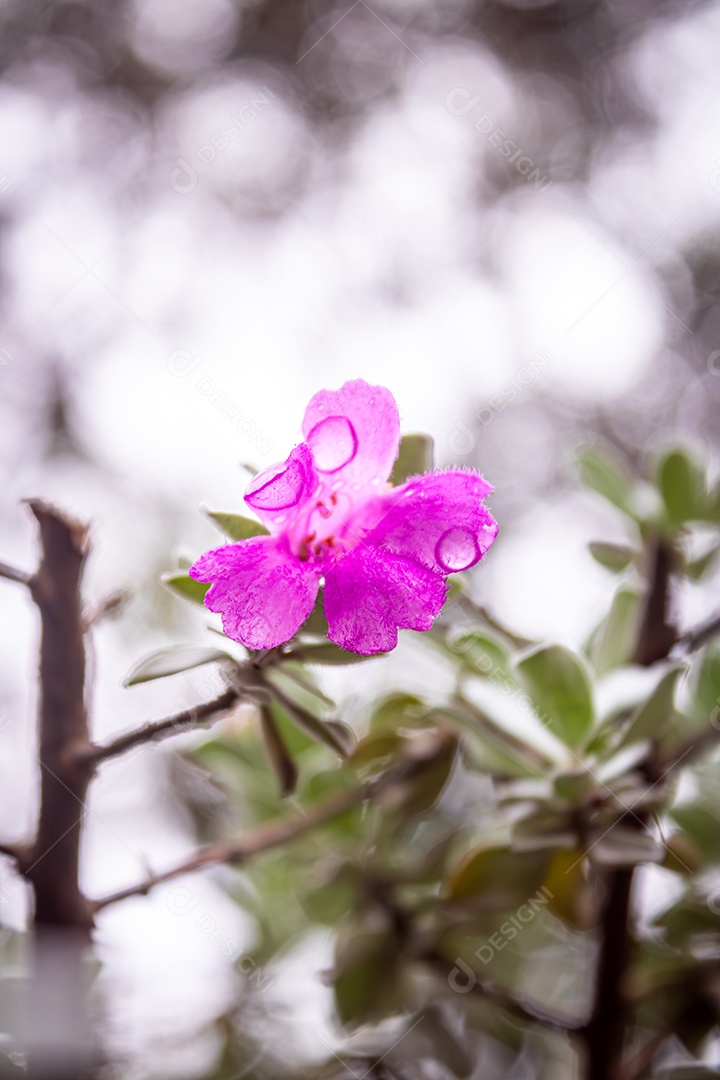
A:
290 486 378 563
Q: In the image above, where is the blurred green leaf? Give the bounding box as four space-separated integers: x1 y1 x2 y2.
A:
691 644 720 722
577 447 633 512
390 433 434 485
334 912 400 1026
685 544 720 581
618 665 685 748
543 849 591 928
447 630 513 681
204 510 268 541
124 645 234 686
588 541 635 573
271 661 335 709
658 448 707 525
515 644 594 748
300 590 329 636
589 584 643 675
448 845 549 906
370 694 425 733
300 861 362 924
669 804 720 865
273 689 356 757
381 731 458 817
259 706 298 797
287 642 380 666
161 571 210 606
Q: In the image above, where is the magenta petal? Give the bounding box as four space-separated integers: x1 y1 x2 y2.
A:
189 536 322 650
324 544 447 655
369 469 498 575
302 379 400 488
244 444 317 531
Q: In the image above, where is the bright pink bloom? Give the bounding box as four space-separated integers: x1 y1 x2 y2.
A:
189 380 497 655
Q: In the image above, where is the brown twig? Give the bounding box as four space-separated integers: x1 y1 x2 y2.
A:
0 559 32 585
0 841 28 864
677 611 720 653
633 537 677 666
23 500 95 930
82 687 241 767
584 534 679 1080
91 783 366 912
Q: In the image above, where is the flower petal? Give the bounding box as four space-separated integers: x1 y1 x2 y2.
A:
189 536 322 650
324 544 447 654
369 469 498 574
244 444 318 532
302 379 400 488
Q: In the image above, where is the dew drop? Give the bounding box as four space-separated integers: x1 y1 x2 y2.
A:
435 527 480 573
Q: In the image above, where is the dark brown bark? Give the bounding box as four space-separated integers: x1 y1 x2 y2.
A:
632 537 676 666
584 533 678 1080
24 501 94 930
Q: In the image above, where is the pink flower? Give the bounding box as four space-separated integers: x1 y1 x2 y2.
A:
189 380 497 655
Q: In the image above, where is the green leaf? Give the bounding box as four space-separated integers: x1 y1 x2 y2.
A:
286 642 379 666
588 541 635 573
259 706 298 797
694 646 720 723
446 629 513 680
204 510 268 541
590 584 643 676
515 644 594 749
273 691 356 757
658 448 707 525
370 693 425 733
618 665 685 748
390 433 434 485
577 447 633 513
124 645 234 686
669 804 720 865
161 571 210 606
686 544 720 581
449 845 550 905
300 591 328 636
334 913 400 1026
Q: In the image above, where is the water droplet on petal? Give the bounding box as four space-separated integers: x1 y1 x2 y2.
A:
435 527 481 573
306 415 358 472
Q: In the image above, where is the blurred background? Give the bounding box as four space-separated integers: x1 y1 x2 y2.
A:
1 0 719 1076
